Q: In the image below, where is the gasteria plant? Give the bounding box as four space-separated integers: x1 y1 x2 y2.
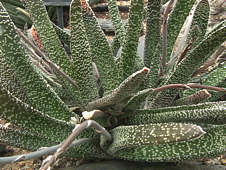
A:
0 0 225 167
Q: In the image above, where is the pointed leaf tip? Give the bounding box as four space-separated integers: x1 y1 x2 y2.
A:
142 67 150 73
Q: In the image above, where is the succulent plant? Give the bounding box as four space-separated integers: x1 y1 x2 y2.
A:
0 0 225 165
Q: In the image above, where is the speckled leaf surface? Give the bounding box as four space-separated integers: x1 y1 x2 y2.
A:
119 0 144 80
122 101 226 125
168 0 210 69
202 65 226 87
107 0 126 45
0 88 73 142
22 0 74 80
87 68 149 111
0 126 56 152
53 23 71 46
143 0 161 87
112 125 226 161
0 50 29 103
151 25 226 107
82 1 120 94
101 123 206 155
166 0 196 60
0 4 73 121
0 88 110 159
70 0 98 106
124 88 153 111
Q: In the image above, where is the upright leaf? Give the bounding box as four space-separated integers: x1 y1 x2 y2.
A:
82 1 120 94
0 4 73 121
107 0 126 45
168 0 210 70
119 0 144 80
22 0 74 80
151 25 226 107
70 0 98 105
166 0 196 61
143 0 161 68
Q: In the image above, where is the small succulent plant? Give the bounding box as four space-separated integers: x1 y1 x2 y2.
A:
0 0 225 166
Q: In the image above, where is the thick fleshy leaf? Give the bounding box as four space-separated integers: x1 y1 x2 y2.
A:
22 0 74 79
122 101 226 125
168 0 210 70
111 125 226 161
124 88 153 111
0 4 73 121
119 0 144 80
174 89 211 106
0 88 73 142
0 126 56 152
81 1 120 94
207 81 226 102
143 0 161 73
166 0 196 61
107 0 126 45
202 64 226 87
87 68 149 112
53 23 71 46
0 88 110 159
151 25 226 107
101 123 206 155
204 66 226 102
70 0 98 106
0 50 29 103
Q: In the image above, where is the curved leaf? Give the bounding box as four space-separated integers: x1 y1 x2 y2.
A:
87 68 149 112
0 88 73 142
123 101 226 125
22 0 74 80
0 126 56 152
101 123 206 155
112 125 226 161
0 4 73 121
151 25 226 107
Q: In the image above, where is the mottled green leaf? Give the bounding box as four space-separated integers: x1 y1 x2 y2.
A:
82 2 120 94
0 4 73 121
151 25 226 107
166 0 196 60
70 0 98 106
22 0 74 80
123 101 226 125
143 0 161 69
107 0 126 45
0 88 73 142
168 0 210 70
87 68 149 112
0 126 56 152
112 125 226 161
101 123 206 155
119 0 144 80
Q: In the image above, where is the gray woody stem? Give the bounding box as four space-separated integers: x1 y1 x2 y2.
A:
0 138 89 165
40 120 112 170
